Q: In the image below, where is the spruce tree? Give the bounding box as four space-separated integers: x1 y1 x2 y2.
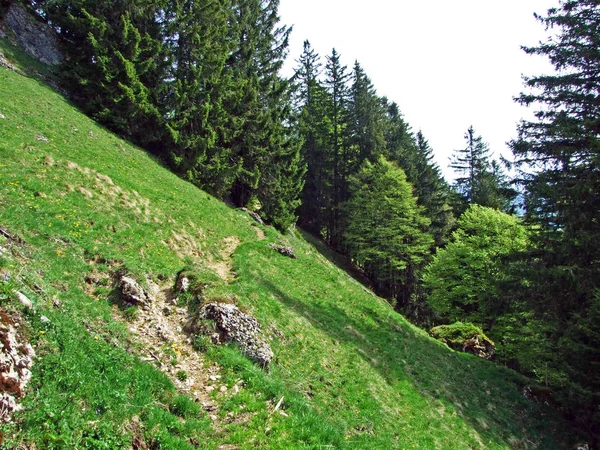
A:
323 48 350 246
295 41 330 235
510 0 600 433
382 102 455 247
450 126 513 213
41 0 167 148
164 0 238 194
226 0 304 229
347 61 386 167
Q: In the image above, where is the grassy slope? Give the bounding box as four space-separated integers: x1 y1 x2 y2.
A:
0 43 572 449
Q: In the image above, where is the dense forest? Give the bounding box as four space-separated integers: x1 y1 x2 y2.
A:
8 0 600 443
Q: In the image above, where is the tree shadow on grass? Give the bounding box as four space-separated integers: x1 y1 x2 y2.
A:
252 273 570 449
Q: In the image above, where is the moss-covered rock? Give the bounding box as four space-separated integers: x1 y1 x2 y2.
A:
430 322 495 359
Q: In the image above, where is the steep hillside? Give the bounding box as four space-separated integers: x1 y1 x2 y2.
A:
0 45 573 449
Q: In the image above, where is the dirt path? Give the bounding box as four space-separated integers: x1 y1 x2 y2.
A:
120 281 233 423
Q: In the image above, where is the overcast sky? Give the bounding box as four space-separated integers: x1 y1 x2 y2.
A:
278 0 558 180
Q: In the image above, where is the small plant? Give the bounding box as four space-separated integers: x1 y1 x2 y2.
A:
123 305 138 321
176 370 187 381
0 273 15 304
193 334 212 352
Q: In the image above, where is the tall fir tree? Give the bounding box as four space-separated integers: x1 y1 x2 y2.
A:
226 0 304 229
347 61 386 168
344 156 433 309
295 41 331 235
164 0 239 195
450 126 513 213
40 0 167 148
382 101 455 247
510 0 600 436
323 48 350 246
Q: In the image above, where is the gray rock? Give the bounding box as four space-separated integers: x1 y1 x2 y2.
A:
2 3 63 66
0 318 35 422
241 208 264 226
269 243 296 259
39 315 50 324
120 276 151 306
196 302 274 369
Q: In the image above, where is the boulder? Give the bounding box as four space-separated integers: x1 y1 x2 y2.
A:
430 322 495 360
195 302 273 369
241 207 264 226
120 276 152 307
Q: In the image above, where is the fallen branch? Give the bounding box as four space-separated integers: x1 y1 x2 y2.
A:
0 227 25 245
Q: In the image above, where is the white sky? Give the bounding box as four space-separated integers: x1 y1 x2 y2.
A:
278 0 557 180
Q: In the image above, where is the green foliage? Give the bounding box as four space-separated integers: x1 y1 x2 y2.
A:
423 205 529 324
43 0 166 147
344 156 433 305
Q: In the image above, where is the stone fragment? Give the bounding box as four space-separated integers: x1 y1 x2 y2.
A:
176 274 190 294
120 276 152 307
13 291 33 310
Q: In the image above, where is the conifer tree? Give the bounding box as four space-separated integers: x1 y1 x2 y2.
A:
347 61 386 167
226 0 304 229
42 0 167 148
450 126 513 213
510 0 600 432
165 0 238 195
295 41 331 235
382 102 455 247
323 48 351 246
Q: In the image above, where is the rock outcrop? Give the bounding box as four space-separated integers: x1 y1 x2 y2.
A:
191 302 273 369
0 313 35 422
1 3 63 66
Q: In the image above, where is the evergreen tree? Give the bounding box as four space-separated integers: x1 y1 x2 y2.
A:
323 48 351 246
510 0 600 435
450 126 513 213
414 131 455 246
344 156 433 308
347 61 386 167
295 41 330 235
382 101 455 247
41 0 167 148
226 0 304 229
165 0 239 195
